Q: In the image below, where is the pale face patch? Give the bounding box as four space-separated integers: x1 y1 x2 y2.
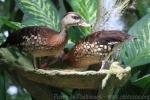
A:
62 13 81 26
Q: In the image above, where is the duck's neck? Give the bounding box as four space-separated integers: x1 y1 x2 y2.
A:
59 24 68 37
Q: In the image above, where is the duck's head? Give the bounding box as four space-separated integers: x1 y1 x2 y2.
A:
61 12 91 29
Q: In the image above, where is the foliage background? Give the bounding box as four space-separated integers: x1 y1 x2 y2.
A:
0 0 150 100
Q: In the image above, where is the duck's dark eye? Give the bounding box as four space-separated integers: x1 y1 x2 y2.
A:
72 16 80 20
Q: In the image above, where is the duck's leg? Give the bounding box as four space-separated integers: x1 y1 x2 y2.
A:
100 45 121 70
114 48 120 61
33 56 38 69
40 52 65 69
40 56 57 69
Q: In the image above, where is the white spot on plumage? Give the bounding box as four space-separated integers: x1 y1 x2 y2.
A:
85 43 89 46
78 47 81 50
38 37 41 40
26 38 30 41
34 36 37 39
95 45 99 49
108 46 111 51
94 42 97 45
83 45 87 48
32 41 35 44
93 49 97 52
83 42 86 45
91 44 94 48
98 48 101 51
99 53 103 55
100 45 103 48
31 35 35 37
87 46 90 49
104 45 107 49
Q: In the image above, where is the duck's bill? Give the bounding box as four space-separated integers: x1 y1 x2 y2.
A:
78 20 91 27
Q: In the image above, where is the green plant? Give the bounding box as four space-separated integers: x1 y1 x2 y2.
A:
120 14 150 92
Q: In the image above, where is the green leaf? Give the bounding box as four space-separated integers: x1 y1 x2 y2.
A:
0 16 19 29
0 16 25 30
67 0 97 34
132 74 150 89
68 0 97 25
68 27 86 42
16 0 60 31
10 22 26 28
120 14 150 67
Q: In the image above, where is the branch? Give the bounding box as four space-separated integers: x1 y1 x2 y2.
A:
12 62 130 89
0 48 131 100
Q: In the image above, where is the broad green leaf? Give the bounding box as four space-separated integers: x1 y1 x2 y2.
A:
22 18 49 26
120 14 150 67
67 0 97 34
0 16 19 29
132 74 150 89
16 0 60 31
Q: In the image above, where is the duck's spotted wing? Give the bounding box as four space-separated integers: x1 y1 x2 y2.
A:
1 26 59 51
73 31 129 57
64 30 131 67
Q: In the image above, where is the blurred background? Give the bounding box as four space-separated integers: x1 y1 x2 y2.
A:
0 0 150 100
